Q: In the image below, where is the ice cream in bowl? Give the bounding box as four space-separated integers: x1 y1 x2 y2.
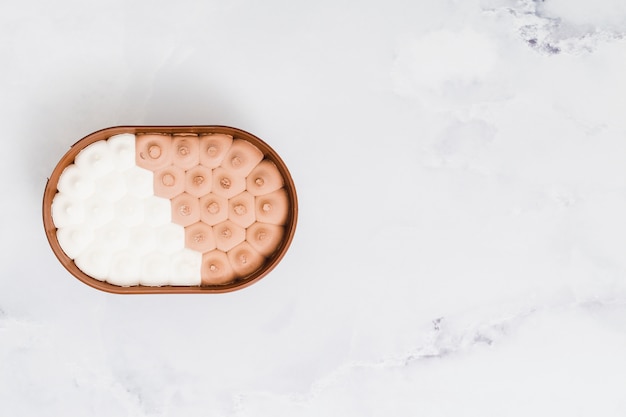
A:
43 126 297 294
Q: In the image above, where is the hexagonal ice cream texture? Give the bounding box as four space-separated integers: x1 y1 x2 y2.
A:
228 191 256 228
141 251 173 286
199 193 228 225
156 223 185 254
56 227 94 259
143 196 172 227
74 140 115 179
107 133 136 171
95 222 131 252
128 225 157 255
185 165 212 197
95 171 127 203
57 165 95 199
75 246 114 281
51 193 85 228
153 165 185 199
228 241 265 277
136 134 173 171
255 188 289 225
184 221 216 253
221 139 264 177
108 250 142 287
171 192 200 227
198 133 233 168
170 249 202 286
171 134 200 170
201 250 235 285
246 222 285 257
83 195 114 228
115 195 145 227
211 167 246 199
123 166 154 198
213 220 245 251
246 160 284 196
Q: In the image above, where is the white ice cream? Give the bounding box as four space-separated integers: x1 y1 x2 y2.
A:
74 140 115 179
51 134 203 286
56 165 95 199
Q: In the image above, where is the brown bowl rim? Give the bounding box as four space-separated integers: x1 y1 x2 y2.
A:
42 125 298 294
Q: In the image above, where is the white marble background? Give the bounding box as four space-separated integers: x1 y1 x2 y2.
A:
1 0 626 415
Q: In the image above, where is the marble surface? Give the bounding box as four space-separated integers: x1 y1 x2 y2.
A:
1 0 626 415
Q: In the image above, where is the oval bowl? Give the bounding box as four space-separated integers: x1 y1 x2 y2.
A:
42 125 298 294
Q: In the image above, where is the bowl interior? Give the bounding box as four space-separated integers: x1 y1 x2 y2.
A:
42 126 298 294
